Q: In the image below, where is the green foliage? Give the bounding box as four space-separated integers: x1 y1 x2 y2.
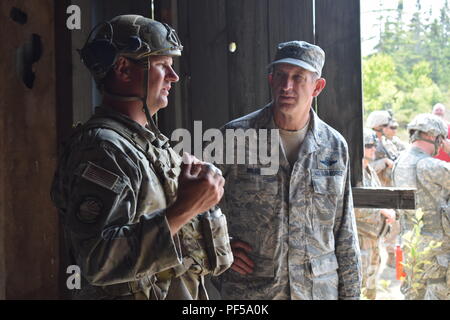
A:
401 209 442 298
363 0 450 127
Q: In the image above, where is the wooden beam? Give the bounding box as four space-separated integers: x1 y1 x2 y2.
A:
352 187 416 209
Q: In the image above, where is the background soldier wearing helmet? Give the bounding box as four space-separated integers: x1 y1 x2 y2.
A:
355 129 396 299
366 110 401 268
383 119 406 153
51 15 232 300
366 110 398 186
393 113 450 300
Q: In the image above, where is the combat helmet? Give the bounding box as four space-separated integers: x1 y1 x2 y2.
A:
407 113 448 155
78 15 182 129
363 128 378 146
366 110 392 131
78 14 182 85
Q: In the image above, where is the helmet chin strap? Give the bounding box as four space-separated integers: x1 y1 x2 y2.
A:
102 65 160 134
414 137 440 156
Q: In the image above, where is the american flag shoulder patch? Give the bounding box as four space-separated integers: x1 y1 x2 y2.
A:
81 162 122 193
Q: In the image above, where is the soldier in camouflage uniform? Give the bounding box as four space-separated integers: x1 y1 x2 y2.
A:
366 111 402 267
392 113 450 300
355 129 396 299
366 111 398 187
384 119 406 153
51 15 233 300
211 41 362 300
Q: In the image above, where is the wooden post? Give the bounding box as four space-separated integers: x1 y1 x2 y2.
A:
0 0 59 299
315 0 363 187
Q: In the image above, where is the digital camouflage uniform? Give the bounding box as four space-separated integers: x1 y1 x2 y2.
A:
372 136 399 187
51 107 233 299
391 136 406 153
51 15 232 300
355 165 388 300
214 104 362 300
393 114 450 300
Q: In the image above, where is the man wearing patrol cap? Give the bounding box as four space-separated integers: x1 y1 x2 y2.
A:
213 41 361 300
355 129 396 299
393 113 450 299
51 15 233 300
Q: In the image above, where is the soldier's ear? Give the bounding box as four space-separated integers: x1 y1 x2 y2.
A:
112 57 132 82
312 78 326 97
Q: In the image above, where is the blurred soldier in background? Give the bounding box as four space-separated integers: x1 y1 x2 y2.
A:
366 110 402 267
355 129 396 299
432 103 450 162
393 113 450 300
383 119 406 153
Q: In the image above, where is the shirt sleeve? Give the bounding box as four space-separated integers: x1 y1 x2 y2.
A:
334 157 362 300
57 139 183 286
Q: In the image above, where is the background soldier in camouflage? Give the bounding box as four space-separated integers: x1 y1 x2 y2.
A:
384 119 406 153
355 129 396 299
393 113 450 300
211 41 362 300
366 110 397 187
51 15 232 300
366 110 402 267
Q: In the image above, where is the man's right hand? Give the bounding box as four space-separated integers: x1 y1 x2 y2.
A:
166 153 225 235
230 240 255 275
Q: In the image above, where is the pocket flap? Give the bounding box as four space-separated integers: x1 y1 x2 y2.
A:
310 252 339 276
311 169 344 195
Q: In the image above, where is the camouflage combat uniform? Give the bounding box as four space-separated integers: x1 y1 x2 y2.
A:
51 106 231 300
355 165 389 299
393 146 450 300
372 136 399 187
391 136 406 153
214 104 362 300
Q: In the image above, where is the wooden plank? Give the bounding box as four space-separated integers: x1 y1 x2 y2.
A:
226 0 270 119
268 0 314 60
154 0 185 136
183 0 230 132
71 0 93 126
352 187 416 209
315 0 363 187
0 0 59 299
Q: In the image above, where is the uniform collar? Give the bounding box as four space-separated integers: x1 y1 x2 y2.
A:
94 106 170 148
265 103 322 155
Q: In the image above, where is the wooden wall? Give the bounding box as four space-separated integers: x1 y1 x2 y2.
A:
157 0 363 185
0 0 59 299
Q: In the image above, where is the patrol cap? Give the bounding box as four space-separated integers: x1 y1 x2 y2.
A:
407 113 448 138
268 41 325 77
366 110 391 129
363 129 378 145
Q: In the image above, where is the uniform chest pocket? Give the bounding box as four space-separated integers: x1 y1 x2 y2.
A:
237 166 279 199
310 169 345 226
311 169 345 195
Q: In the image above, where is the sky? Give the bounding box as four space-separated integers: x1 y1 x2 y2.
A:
361 0 448 56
